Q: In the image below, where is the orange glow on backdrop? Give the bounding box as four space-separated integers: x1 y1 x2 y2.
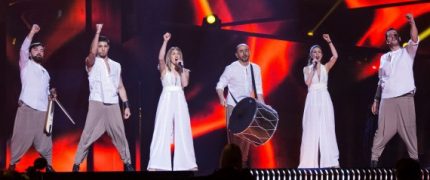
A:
223 21 285 35
192 0 213 25
191 102 227 138
356 54 382 81
6 131 87 172
44 0 86 60
356 4 430 48
345 0 421 9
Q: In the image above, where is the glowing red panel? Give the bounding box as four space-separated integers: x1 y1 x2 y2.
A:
6 131 87 172
93 135 123 171
357 54 382 81
345 0 421 9
356 4 430 48
222 21 285 35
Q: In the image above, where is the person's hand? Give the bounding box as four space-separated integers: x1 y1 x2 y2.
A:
96 24 103 34
163 32 171 41
49 88 58 101
406 13 415 24
371 101 379 115
31 24 40 34
323 34 331 43
123 108 131 119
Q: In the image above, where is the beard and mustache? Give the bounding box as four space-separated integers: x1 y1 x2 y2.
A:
31 54 44 64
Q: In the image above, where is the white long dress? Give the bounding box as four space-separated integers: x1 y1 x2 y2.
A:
147 70 198 171
298 64 339 168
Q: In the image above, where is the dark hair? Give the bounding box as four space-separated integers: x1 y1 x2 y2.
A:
98 35 110 45
29 42 44 52
220 144 242 169
396 158 421 180
385 27 398 40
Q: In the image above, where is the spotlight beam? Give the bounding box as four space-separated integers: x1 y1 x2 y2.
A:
309 0 343 34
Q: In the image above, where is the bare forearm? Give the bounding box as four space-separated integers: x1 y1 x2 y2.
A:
305 69 315 86
216 89 225 100
410 21 418 43
119 87 129 102
181 70 189 87
329 42 338 60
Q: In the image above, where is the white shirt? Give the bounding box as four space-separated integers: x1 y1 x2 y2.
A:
18 37 50 111
88 57 121 104
379 39 419 99
216 61 263 106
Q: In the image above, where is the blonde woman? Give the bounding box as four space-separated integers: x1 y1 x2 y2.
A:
147 32 198 171
299 34 339 168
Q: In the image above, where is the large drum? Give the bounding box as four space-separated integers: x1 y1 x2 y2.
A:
229 97 279 146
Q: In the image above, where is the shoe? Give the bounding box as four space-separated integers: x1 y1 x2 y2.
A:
370 160 378 168
8 164 16 171
72 164 80 172
46 165 55 172
124 163 134 172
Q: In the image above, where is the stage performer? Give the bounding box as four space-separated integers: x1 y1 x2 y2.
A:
72 24 134 172
216 43 264 168
370 13 419 168
9 24 56 172
147 32 198 171
299 34 340 168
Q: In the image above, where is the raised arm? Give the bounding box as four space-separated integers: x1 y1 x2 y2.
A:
118 77 131 120
159 32 171 74
407 14 418 43
405 13 419 57
323 34 338 72
86 24 103 71
304 65 316 87
20 24 40 68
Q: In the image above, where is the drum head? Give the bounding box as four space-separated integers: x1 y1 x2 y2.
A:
229 97 257 134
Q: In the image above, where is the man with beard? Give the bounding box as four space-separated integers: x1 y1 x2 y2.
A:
370 13 419 167
216 43 265 167
72 24 133 172
9 24 56 172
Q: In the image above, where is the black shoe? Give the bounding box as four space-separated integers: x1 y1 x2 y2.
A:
124 163 134 172
46 165 55 173
370 160 378 168
8 164 16 171
72 164 80 172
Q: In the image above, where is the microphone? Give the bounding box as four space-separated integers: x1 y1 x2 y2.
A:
313 61 317 70
178 61 183 69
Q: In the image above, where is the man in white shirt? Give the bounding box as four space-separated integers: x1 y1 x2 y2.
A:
72 24 133 172
9 24 55 172
216 43 264 167
370 13 419 168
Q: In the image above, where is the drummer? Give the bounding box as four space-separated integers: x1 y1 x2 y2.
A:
216 43 265 168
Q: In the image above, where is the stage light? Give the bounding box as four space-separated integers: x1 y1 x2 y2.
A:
206 15 216 24
307 31 314 37
202 14 221 28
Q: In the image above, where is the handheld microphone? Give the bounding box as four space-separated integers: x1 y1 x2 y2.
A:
178 61 184 69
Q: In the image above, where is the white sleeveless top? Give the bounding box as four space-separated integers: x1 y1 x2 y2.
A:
162 70 182 91
88 57 121 104
304 64 328 92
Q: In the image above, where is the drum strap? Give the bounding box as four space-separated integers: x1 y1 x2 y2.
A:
229 91 238 104
250 64 258 98
228 64 258 103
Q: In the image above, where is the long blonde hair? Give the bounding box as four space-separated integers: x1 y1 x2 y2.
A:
165 46 183 71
